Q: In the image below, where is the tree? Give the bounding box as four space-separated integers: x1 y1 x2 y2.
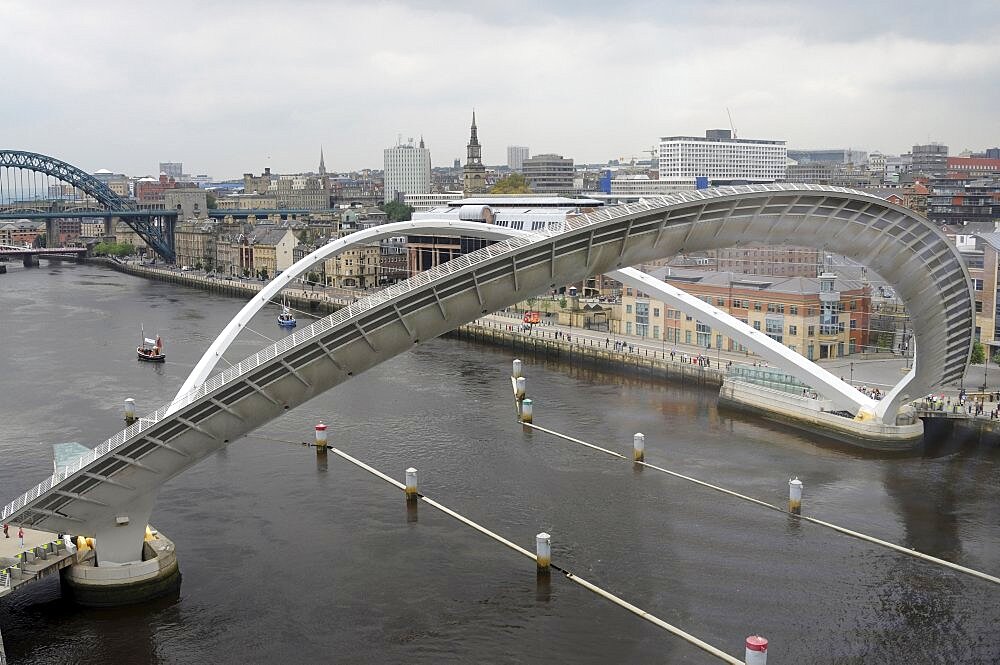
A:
526 296 538 310
971 341 985 365
559 297 568 309
382 200 414 222
206 192 218 210
92 241 134 257
490 173 531 195
259 267 269 281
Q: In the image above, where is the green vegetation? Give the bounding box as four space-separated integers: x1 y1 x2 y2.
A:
257 267 270 281
490 173 531 194
93 241 135 257
971 341 985 364
559 296 568 309
206 192 218 209
382 200 414 222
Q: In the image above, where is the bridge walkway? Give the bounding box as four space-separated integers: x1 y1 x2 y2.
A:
0 528 92 598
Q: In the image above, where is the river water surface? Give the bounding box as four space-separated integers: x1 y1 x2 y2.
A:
0 262 998 664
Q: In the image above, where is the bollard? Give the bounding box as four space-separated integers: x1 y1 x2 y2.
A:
788 477 803 515
632 432 645 463
515 376 526 400
512 359 523 378
536 532 551 574
745 635 768 664
124 398 137 426
314 422 328 449
405 467 418 502
520 399 533 424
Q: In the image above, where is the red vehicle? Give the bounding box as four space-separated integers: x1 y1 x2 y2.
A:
523 311 541 325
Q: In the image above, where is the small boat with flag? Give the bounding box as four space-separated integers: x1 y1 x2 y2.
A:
137 328 165 363
277 299 297 328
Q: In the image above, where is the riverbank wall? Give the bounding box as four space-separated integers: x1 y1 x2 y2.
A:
92 258 343 316
447 323 725 387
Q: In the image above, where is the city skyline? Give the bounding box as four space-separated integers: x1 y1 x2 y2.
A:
3 0 998 178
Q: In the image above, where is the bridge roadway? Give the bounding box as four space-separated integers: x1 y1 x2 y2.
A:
0 184 974 566
0 208 332 221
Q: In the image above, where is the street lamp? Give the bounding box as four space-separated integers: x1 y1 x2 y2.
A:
983 341 998 393
850 361 854 386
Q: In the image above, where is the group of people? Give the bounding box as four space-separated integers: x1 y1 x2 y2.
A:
665 349 714 367
858 385 885 400
607 338 634 353
3 522 24 545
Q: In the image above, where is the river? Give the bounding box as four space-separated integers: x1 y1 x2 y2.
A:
0 261 998 664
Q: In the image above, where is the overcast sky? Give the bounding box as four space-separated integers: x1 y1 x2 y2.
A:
2 0 998 179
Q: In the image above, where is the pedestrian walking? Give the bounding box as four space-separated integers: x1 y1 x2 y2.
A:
3 522 8 538
18 526 24 546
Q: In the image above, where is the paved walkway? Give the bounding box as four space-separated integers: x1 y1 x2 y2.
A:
0 526 60 561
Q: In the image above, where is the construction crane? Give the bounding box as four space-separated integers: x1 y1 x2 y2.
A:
726 108 738 139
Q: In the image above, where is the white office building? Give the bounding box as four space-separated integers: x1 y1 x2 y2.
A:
384 138 431 203
658 129 786 187
609 175 695 196
507 145 530 171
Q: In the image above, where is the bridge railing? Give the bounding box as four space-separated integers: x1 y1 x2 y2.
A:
2 234 542 523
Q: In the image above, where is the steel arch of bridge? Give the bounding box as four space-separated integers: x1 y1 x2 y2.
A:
0 150 175 261
0 185 975 564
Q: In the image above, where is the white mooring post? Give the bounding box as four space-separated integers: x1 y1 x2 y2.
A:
314 422 328 449
124 398 137 426
405 468 418 502
520 399 533 424
515 376 526 400
745 635 768 664
512 359 523 379
633 432 645 463
536 532 551 574
788 477 803 515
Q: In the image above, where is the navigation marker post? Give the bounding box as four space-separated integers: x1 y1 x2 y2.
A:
633 432 645 463
536 532 551 575
405 468 418 503
745 635 768 664
788 478 803 515
124 398 137 426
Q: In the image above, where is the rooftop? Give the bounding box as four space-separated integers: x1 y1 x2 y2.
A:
645 266 866 295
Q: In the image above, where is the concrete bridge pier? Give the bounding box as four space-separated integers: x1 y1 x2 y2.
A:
60 491 181 607
22 254 37 267
45 218 57 247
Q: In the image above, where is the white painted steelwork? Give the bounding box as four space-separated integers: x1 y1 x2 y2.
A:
1 185 972 564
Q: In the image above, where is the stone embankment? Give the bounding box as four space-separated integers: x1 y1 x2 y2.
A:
94 259 344 316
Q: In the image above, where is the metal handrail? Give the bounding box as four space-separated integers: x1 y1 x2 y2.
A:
0 184 963 523
1 233 545 521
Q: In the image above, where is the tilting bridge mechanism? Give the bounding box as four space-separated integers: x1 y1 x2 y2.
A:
1 185 973 568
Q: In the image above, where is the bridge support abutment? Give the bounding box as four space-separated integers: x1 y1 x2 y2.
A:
61 529 180 607
22 254 37 267
60 491 181 606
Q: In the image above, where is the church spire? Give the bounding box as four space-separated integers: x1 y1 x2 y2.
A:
463 110 486 196
318 146 326 175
